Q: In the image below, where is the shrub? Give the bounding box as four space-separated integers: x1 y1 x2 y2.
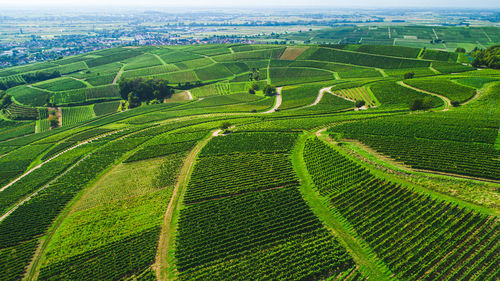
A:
355 100 366 108
403 72 415 79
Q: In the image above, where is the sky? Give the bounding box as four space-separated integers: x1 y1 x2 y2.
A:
1 0 499 8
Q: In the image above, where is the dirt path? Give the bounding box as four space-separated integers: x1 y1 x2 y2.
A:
307 86 332 107
112 64 126 85
154 131 216 281
261 87 282 114
0 131 117 193
152 53 167 66
398 81 451 111
186 90 193 100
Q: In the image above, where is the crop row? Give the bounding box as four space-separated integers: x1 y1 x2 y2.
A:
38 227 160 280
125 140 197 163
184 153 299 203
331 115 498 144
176 131 355 279
332 87 376 107
0 135 149 280
200 132 298 155
303 137 500 280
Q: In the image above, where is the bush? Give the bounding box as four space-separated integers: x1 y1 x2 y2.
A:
248 88 256 95
220 121 232 130
355 100 366 108
451 100 461 107
403 72 415 79
263 85 277 96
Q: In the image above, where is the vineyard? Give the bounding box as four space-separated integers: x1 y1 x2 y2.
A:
302 137 499 281
0 42 498 281
331 87 377 107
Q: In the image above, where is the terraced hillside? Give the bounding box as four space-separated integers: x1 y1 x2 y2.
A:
0 43 498 281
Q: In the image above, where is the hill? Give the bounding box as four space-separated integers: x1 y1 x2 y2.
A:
0 43 498 281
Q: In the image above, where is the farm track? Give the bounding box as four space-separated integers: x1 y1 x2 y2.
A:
113 64 126 85
154 130 217 281
0 154 90 223
0 131 118 193
307 86 333 107
397 81 451 111
261 87 282 113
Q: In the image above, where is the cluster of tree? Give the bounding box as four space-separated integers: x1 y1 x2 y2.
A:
248 82 260 94
248 68 261 81
404 72 415 79
0 91 12 109
470 45 500 69
119 78 174 108
263 84 277 96
409 96 434 111
355 100 366 108
0 70 61 90
455 47 466 53
48 109 59 129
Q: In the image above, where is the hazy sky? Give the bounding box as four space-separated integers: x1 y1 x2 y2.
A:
1 0 499 8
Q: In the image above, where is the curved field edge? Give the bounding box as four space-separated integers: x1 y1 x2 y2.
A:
155 130 216 281
291 132 394 281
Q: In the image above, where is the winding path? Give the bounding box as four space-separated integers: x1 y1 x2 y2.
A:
398 81 451 111
261 87 282 114
307 86 333 107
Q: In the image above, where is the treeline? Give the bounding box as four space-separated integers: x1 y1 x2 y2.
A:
0 70 61 90
119 78 174 108
471 45 500 69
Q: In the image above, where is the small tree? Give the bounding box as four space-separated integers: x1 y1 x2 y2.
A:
263 85 277 96
455 47 466 53
451 100 460 107
251 82 260 91
404 72 415 79
409 98 424 111
355 100 366 108
220 122 231 130
422 96 434 110
248 88 256 95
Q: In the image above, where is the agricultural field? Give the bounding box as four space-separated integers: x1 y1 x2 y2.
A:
0 42 498 281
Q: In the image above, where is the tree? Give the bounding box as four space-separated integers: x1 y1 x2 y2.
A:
355 100 366 108
404 72 415 79
220 121 231 130
128 92 140 108
251 82 260 91
455 47 466 53
248 88 256 95
451 100 460 107
263 85 277 96
409 98 424 111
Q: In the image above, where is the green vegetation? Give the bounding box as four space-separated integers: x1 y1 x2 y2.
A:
0 43 498 281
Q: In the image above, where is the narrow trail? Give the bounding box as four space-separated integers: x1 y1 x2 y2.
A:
397 81 451 111
0 155 90 223
152 53 168 65
261 87 282 114
0 131 117 193
112 65 126 85
306 86 333 107
186 90 193 100
154 130 217 281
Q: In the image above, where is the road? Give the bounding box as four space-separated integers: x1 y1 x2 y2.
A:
261 87 282 114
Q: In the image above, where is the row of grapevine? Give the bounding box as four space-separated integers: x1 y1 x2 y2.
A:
176 131 356 280
331 87 377 107
329 115 499 180
61 106 95 126
302 137 499 280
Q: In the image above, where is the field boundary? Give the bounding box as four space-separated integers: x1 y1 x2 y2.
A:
154 130 217 281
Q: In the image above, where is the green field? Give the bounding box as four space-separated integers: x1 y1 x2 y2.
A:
0 42 498 281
